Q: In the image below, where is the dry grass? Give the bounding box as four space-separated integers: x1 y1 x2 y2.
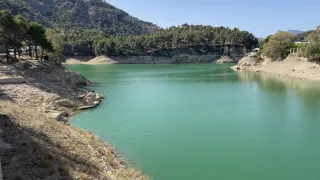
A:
0 101 148 180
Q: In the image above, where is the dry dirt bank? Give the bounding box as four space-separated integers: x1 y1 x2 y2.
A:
232 54 320 82
0 60 148 180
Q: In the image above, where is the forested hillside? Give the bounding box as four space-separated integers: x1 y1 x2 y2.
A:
65 24 258 56
0 0 160 35
0 1 259 58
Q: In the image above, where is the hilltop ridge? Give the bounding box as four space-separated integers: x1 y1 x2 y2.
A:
0 0 160 35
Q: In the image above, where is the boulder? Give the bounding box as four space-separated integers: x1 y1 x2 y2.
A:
84 92 96 105
47 111 68 122
83 92 104 106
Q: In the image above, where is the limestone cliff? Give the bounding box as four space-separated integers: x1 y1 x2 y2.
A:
66 44 244 64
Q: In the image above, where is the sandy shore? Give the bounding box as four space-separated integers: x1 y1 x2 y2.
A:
232 54 320 82
65 56 117 65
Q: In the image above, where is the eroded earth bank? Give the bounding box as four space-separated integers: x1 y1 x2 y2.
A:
0 60 147 180
232 53 320 82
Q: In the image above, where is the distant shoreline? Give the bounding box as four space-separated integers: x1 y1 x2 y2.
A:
64 55 241 65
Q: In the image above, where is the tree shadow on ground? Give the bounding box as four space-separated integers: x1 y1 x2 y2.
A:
0 89 14 102
0 114 103 180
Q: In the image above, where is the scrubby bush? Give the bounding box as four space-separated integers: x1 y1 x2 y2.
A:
303 28 320 62
262 31 295 60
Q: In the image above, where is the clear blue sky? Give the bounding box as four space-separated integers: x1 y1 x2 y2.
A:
107 0 319 37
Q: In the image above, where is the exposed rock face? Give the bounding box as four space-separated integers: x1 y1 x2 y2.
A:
231 53 320 81
66 44 245 64
76 92 104 110
83 92 102 105
112 54 242 64
234 56 263 70
216 56 238 64
13 61 90 87
0 61 146 179
68 54 243 65
1 60 104 123
114 55 223 64
47 111 69 123
55 99 77 108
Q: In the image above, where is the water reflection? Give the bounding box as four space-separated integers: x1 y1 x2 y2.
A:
236 71 320 108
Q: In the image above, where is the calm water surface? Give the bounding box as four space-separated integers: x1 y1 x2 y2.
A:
67 64 320 180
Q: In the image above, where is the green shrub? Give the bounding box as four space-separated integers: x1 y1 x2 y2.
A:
262 31 295 60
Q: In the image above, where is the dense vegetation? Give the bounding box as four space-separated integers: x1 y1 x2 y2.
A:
303 28 320 61
294 30 314 41
0 10 61 63
262 31 295 60
0 0 160 35
64 24 258 57
260 27 320 62
0 1 259 58
62 29 109 56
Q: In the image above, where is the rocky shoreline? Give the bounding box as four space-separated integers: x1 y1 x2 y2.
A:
232 54 320 82
0 60 105 122
0 60 147 180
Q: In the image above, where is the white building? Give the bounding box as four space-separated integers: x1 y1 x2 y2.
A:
253 48 260 52
294 41 309 45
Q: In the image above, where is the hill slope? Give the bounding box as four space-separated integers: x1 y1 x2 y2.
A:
0 0 160 35
288 30 305 35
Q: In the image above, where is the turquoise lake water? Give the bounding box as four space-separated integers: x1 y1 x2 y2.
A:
67 64 320 180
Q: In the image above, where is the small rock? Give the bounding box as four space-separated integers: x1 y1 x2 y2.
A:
47 111 68 122
83 92 97 105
